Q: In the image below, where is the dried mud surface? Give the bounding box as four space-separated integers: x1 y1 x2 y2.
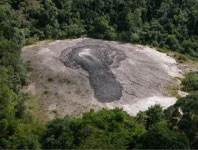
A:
22 38 183 120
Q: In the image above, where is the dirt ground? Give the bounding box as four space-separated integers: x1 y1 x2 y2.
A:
22 38 187 121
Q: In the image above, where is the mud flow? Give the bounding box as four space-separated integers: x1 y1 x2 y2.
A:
61 45 125 102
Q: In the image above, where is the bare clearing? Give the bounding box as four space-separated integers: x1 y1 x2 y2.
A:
22 38 184 121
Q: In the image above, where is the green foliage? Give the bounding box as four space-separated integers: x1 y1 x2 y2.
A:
42 117 75 149
165 94 198 148
0 3 43 149
136 105 165 130
182 72 198 92
3 0 195 57
90 16 117 40
0 87 45 149
42 104 196 149
0 38 26 92
138 122 190 149
173 53 188 63
0 85 17 120
12 123 45 149
42 109 145 149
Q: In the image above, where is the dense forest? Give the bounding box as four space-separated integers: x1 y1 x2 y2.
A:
0 0 198 149
1 0 198 57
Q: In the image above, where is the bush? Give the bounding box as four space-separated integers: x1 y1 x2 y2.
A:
165 94 198 148
138 122 190 149
42 109 146 149
182 72 198 92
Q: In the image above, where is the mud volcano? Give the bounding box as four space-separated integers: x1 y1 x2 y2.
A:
22 38 183 120
60 45 126 102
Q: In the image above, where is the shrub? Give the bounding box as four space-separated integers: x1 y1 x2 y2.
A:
182 72 198 92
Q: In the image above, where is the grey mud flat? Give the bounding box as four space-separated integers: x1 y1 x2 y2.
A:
60 44 126 102
22 38 183 120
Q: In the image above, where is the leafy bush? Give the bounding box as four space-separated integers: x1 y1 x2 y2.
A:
42 108 146 149
165 94 198 148
182 72 198 92
138 122 190 149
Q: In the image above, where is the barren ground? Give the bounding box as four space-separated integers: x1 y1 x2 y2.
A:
22 38 186 121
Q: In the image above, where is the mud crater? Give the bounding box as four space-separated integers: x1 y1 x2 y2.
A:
60 44 126 102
